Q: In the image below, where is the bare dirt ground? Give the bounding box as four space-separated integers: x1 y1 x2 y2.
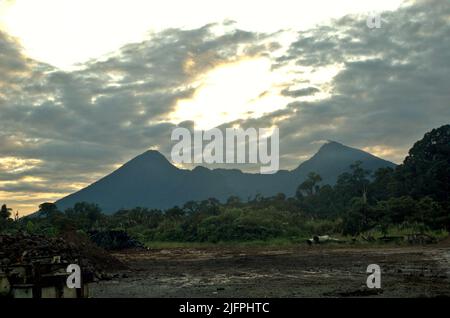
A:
91 242 450 298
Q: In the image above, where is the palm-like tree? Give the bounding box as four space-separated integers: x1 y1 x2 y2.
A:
0 204 12 221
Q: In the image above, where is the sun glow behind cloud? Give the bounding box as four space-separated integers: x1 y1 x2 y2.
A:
170 57 343 130
171 57 291 130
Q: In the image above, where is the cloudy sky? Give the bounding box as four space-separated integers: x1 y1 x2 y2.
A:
0 0 449 215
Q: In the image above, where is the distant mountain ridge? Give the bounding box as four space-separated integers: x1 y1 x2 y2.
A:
56 141 396 213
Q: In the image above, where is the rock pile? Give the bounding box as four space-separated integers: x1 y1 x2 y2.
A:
0 232 126 298
89 230 144 250
0 233 93 272
0 232 125 271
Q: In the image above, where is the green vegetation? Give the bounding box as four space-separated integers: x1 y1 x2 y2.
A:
1 125 449 246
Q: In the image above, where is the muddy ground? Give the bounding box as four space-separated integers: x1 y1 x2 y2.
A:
91 243 450 298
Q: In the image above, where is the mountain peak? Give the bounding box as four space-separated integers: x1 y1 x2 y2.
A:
141 149 166 158
124 149 175 170
139 149 167 159
316 140 368 157
292 140 396 183
318 140 346 150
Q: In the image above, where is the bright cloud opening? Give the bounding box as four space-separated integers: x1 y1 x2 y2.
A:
170 57 289 130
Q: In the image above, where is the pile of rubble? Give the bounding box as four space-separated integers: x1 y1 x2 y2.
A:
89 230 144 250
0 232 125 298
405 233 437 244
1 233 91 271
